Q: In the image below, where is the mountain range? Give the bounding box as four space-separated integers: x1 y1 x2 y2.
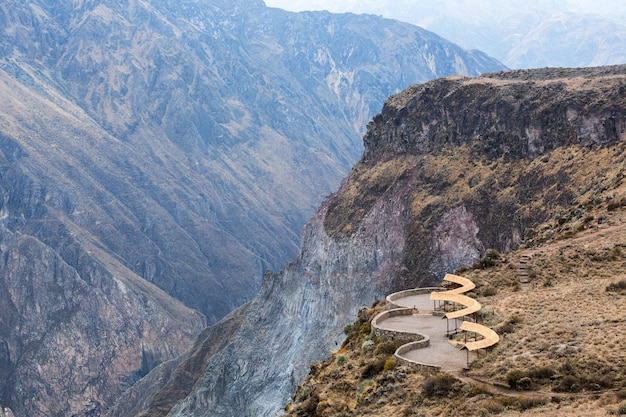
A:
0 0 504 415
265 0 626 69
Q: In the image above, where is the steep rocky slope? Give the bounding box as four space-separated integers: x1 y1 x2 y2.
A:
0 0 505 414
0 0 502 323
124 65 626 416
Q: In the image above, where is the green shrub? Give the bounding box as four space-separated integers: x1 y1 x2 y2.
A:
506 370 524 389
296 385 312 402
356 379 376 403
375 340 402 356
359 322 372 335
383 358 397 372
336 355 347 365
362 340 375 350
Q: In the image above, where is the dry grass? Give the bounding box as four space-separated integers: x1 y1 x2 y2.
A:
286 199 626 416
290 134 626 416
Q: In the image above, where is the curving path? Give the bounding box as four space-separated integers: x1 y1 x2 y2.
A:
373 274 499 372
373 293 472 372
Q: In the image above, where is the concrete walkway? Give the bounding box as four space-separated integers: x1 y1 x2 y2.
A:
388 293 436 311
377 293 474 370
375 310 472 371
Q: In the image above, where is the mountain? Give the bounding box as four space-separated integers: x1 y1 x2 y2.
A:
266 0 626 69
0 0 505 414
0 0 503 322
118 65 626 416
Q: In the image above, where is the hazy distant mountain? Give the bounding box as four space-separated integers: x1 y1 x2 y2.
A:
266 0 626 68
0 0 504 414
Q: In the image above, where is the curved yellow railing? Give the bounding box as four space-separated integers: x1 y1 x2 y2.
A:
438 273 476 294
459 321 500 351
430 292 481 319
429 273 499 351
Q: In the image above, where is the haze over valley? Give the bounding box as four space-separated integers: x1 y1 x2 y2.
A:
266 0 626 68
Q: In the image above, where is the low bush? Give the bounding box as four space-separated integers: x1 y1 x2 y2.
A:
482 287 497 297
361 358 386 379
375 340 402 356
527 365 555 380
383 358 397 372
506 370 525 389
481 399 504 413
422 373 459 397
554 374 581 393
507 314 524 325
356 379 376 403
507 365 556 390
518 396 547 411
606 279 626 292
607 198 626 211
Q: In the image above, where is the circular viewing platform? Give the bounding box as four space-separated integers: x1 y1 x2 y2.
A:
374 276 499 372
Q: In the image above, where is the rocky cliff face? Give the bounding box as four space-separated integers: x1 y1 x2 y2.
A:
126 65 626 416
0 0 505 414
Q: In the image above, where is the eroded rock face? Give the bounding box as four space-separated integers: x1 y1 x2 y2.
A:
430 205 482 275
166 183 412 417
363 66 626 162
128 65 626 417
0 406 15 417
0 227 205 417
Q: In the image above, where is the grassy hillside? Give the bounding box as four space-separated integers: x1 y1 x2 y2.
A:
286 167 626 416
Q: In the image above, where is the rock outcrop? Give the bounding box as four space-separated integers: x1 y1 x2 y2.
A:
0 406 15 417
127 65 626 416
0 227 205 417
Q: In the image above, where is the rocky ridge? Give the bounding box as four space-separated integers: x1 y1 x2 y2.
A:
124 65 626 416
0 407 14 417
